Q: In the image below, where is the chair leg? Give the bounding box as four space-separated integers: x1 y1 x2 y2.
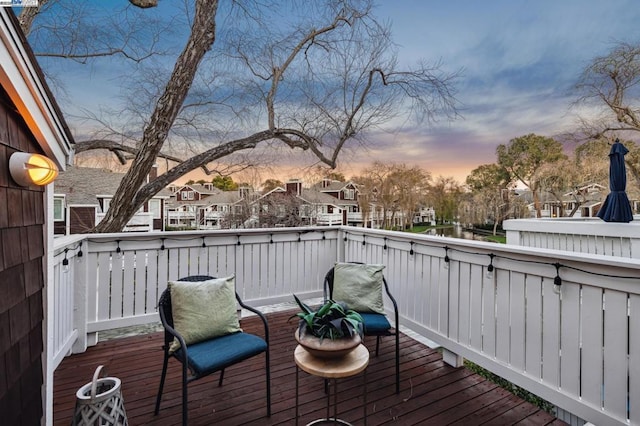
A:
375 336 381 356
266 350 271 416
395 331 400 394
182 363 188 426
218 368 225 386
154 352 169 415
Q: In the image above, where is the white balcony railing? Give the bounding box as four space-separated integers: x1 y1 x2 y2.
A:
52 225 640 426
96 211 154 232
505 217 640 258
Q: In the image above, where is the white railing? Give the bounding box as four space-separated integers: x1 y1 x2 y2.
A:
50 235 83 370
504 217 640 258
51 225 640 426
316 213 343 225
97 212 153 232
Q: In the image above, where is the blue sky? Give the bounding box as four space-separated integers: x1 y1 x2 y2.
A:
39 0 640 183
350 0 640 181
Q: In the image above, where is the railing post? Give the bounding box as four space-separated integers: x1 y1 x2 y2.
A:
71 239 93 353
337 228 346 263
442 348 464 367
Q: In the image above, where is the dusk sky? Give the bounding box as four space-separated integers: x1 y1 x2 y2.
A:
40 1 640 184
356 0 640 182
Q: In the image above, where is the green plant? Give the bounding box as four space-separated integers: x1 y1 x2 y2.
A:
291 295 363 341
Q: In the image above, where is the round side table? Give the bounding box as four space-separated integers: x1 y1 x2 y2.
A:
294 344 369 426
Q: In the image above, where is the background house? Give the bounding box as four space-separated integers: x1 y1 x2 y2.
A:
165 183 221 228
0 9 73 424
54 166 171 234
313 178 362 225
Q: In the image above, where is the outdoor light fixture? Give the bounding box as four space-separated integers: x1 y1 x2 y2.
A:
9 152 58 186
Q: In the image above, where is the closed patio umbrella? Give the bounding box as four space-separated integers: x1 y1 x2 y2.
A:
597 139 634 222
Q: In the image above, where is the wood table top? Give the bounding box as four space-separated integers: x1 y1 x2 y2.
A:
294 344 369 379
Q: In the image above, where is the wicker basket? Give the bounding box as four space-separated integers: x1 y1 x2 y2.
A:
72 365 128 426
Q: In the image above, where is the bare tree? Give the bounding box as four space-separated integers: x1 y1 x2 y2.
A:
22 0 459 232
255 192 307 228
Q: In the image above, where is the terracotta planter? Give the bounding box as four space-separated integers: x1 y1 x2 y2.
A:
294 328 361 359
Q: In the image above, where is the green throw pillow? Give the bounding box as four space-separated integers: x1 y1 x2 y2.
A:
332 263 386 314
168 276 242 353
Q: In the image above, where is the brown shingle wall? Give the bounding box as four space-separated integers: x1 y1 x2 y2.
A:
0 91 45 424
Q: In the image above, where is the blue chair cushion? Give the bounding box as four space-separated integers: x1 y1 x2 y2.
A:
361 312 391 334
180 332 267 376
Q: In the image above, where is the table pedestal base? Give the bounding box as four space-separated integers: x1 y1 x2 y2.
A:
295 345 368 426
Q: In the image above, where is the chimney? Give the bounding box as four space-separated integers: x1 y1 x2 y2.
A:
239 185 250 199
286 179 303 195
147 163 158 183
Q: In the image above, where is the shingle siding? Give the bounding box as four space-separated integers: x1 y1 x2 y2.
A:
0 90 46 424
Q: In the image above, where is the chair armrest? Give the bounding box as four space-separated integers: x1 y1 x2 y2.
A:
383 278 400 328
158 303 190 361
235 293 270 344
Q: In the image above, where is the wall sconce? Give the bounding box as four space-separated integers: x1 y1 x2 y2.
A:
9 152 58 186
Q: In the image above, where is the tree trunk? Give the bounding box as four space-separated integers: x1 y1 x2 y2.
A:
94 0 219 233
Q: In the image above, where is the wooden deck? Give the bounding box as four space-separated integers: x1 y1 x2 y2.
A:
53 310 566 425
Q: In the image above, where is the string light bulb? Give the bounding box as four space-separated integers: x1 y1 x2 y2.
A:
383 237 388 250
62 249 69 273
115 240 122 258
553 263 563 294
76 242 83 261
443 246 450 269
409 241 414 255
486 253 495 279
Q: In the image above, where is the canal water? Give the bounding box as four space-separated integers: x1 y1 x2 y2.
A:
424 225 483 241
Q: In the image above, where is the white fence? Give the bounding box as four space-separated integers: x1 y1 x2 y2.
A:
52 225 640 426
505 217 640 258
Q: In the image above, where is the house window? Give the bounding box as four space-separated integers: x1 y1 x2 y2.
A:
149 199 161 219
186 191 195 200
344 189 354 200
53 197 64 221
102 198 111 213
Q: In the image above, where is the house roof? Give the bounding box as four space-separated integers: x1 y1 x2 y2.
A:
299 189 343 206
175 184 221 195
54 167 171 205
203 191 243 206
313 180 356 192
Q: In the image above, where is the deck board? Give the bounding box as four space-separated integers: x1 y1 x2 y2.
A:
54 310 565 425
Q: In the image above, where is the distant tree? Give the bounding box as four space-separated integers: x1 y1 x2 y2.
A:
429 176 463 224
22 0 459 232
211 175 238 191
465 164 513 233
351 174 375 227
573 42 640 190
389 164 431 229
262 179 284 193
497 134 566 217
355 162 398 228
326 171 346 182
256 192 307 228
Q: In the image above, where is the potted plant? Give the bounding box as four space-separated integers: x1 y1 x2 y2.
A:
291 294 364 359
